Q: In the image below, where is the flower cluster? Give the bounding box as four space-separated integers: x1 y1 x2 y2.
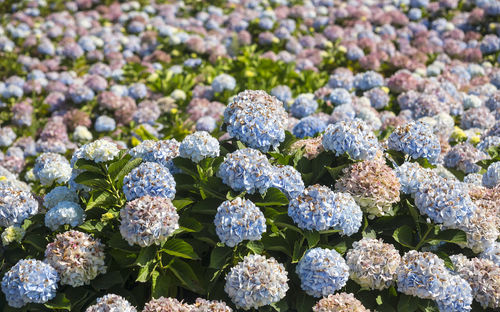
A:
335 159 400 216
289 185 362 235
120 195 179 247
179 131 220 163
217 148 273 194
224 90 288 152
1 259 59 308
214 197 266 247
313 293 370 312
388 121 441 164
224 254 288 310
129 139 180 172
85 294 137 312
322 119 380 161
0 187 38 227
346 238 401 290
123 162 176 201
45 230 107 287
296 247 349 298
45 201 85 231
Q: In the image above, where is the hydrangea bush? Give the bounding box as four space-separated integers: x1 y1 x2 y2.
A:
0 0 500 311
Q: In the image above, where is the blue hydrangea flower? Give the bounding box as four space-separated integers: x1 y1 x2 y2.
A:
129 139 180 173
128 83 148 100
224 90 288 152
329 88 352 105
0 127 16 146
394 162 437 195
212 74 236 93
365 87 390 109
480 242 500 267
388 121 441 164
45 201 85 231
296 248 349 298
123 162 176 201
69 85 94 103
1 259 59 308
482 161 500 188
290 94 318 118
214 197 266 247
225 254 288 310
196 116 217 132
217 148 273 194
179 131 220 163
353 71 384 91
476 136 500 153
120 196 179 247
415 178 476 228
270 85 292 108
270 165 305 199
288 185 362 235
0 187 38 227
94 115 116 132
328 71 354 90
346 46 365 61
397 251 450 300
292 116 326 138
435 275 473 312
33 152 72 186
322 119 381 160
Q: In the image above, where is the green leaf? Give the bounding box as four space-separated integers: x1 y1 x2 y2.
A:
151 271 173 299
86 190 115 210
136 262 153 282
114 157 143 187
172 198 195 210
74 171 108 188
209 246 232 269
393 225 415 248
135 245 157 267
108 154 132 179
91 271 123 290
23 234 47 251
398 294 418 312
191 198 221 215
273 214 303 234
434 251 455 270
246 240 264 254
325 164 349 180
169 259 203 293
74 159 103 174
255 188 289 207
304 231 320 248
161 239 199 260
44 293 71 310
426 229 467 246
236 141 246 150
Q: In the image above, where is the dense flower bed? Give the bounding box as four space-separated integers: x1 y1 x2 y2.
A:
0 0 500 311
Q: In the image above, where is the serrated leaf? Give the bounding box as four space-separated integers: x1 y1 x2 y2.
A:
74 171 108 188
114 157 142 188
161 239 199 260
398 294 418 312
108 154 132 179
44 293 71 310
74 159 103 174
209 246 232 269
304 231 320 248
393 225 415 248
169 259 203 293
91 271 123 290
426 229 467 246
86 191 115 210
172 198 195 210
136 262 153 282
255 188 289 207
135 245 157 266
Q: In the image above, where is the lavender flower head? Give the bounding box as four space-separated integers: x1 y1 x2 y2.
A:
212 74 236 93
296 247 349 298
1 259 59 308
45 230 107 287
270 165 305 199
45 201 85 231
346 238 401 290
179 131 220 163
129 139 180 173
217 148 273 194
120 195 179 247
313 293 370 312
85 294 137 312
33 152 72 186
224 90 288 152
224 254 288 310
0 187 38 227
482 161 500 188
388 121 441 164
214 197 266 247
290 93 318 118
322 119 381 160
288 184 362 235
123 162 176 201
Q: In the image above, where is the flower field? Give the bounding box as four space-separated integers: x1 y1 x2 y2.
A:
1 0 500 311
